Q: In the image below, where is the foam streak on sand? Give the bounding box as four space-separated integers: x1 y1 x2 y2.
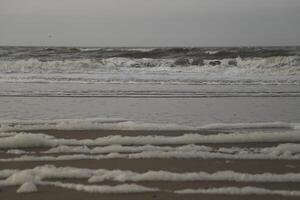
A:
42 144 213 154
175 186 300 196
0 166 159 193
1 165 300 195
87 168 300 183
1 165 300 183
1 130 300 149
1 130 300 161
2 150 299 162
0 119 298 132
1 144 300 162
4 143 300 160
41 182 159 193
33 143 300 157
17 182 38 193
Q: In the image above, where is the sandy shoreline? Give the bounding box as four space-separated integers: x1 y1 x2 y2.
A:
1 129 300 199
1 158 300 173
2 185 300 200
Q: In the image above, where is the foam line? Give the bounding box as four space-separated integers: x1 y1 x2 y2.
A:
1 148 300 162
17 182 38 193
5 143 300 158
2 165 300 184
4 143 299 162
1 131 300 149
88 169 300 183
0 118 298 132
0 133 55 149
41 181 159 193
175 186 300 196
43 143 300 157
43 144 213 154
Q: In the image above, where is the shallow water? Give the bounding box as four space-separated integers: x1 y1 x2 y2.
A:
0 96 299 126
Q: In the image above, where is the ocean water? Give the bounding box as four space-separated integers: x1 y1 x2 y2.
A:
0 46 299 127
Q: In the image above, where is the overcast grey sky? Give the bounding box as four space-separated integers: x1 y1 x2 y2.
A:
0 0 299 46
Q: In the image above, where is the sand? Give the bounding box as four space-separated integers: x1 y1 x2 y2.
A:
0 129 299 199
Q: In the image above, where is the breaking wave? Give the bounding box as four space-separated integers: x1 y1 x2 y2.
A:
0 56 299 75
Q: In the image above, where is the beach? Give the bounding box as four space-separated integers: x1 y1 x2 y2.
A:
1 126 300 199
0 46 300 199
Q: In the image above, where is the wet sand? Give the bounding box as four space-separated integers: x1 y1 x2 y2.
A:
1 158 300 173
2 185 300 200
1 129 300 199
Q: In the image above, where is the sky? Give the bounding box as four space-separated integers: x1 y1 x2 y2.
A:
0 0 300 47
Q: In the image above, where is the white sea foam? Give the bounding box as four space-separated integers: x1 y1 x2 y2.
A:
2 165 300 194
261 143 300 156
42 181 159 193
0 118 195 132
1 120 300 160
1 130 300 162
1 56 299 75
0 56 299 89
0 58 176 74
43 144 213 154
0 133 55 149
0 118 298 132
2 148 300 162
0 165 159 193
17 182 38 193
41 131 300 145
205 50 219 55
7 149 33 155
175 186 300 196
1 130 300 149
126 150 300 160
200 122 296 130
78 48 103 52
2 165 300 185
88 169 300 183
41 143 300 159
203 56 300 75
6 142 300 161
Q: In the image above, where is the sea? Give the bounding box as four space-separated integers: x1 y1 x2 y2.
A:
0 46 299 127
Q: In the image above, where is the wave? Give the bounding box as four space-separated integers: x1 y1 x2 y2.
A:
1 46 298 59
0 56 299 75
78 48 103 52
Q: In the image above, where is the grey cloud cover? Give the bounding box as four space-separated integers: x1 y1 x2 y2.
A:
0 0 299 46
